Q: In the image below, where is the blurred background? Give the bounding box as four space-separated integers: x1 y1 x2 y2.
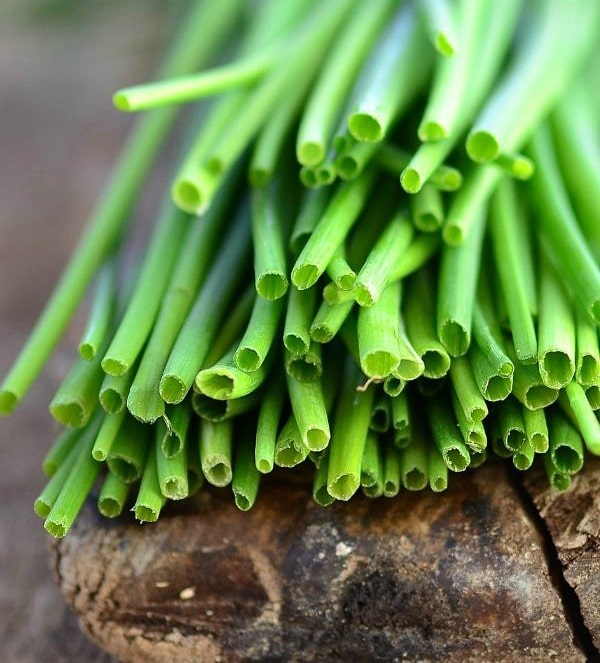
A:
0 2 184 660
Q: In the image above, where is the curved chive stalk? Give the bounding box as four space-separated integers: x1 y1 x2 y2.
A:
506 341 558 411
466 1 599 163
383 443 401 497
437 206 486 356
347 4 431 144
326 245 356 291
232 433 261 511
357 282 401 379
327 360 375 501
523 406 549 454
548 411 584 475
285 343 322 383
192 391 260 422
310 298 354 344
323 283 355 306
495 152 535 180
102 203 190 376
529 125 600 325
132 446 165 523
235 296 284 372
161 403 192 458
513 437 535 472
156 422 188 500
195 346 270 400
396 323 425 382
292 172 375 289
391 233 440 282
284 286 316 356
410 184 444 232
354 212 414 307
418 0 485 141
401 436 428 490
361 432 382 487
429 398 471 471
35 443 80 518
543 453 572 492
106 417 150 484
449 356 488 423
43 417 102 537
0 0 242 415
563 382 600 456
428 445 448 492
296 0 394 166
335 142 379 180
97 471 129 519
274 416 310 468
160 204 251 404
42 427 81 477
470 346 512 403
538 256 575 389
287 374 330 452
255 377 285 473
450 388 486 452
370 392 391 433
489 179 538 362
575 308 600 386
200 420 233 487
289 188 329 255
99 370 135 414
313 453 334 507
497 397 526 453
404 270 450 379
91 409 126 462
78 260 116 361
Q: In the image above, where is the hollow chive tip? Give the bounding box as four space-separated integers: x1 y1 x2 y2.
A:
256 272 288 300
442 224 464 247
400 168 421 194
172 179 202 214
291 264 319 290
418 121 447 142
112 92 132 112
0 390 17 415
348 113 383 143
297 142 325 168
466 131 499 163
101 357 128 377
159 374 187 405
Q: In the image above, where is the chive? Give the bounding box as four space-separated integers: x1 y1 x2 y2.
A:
285 343 322 383
383 443 401 497
199 420 233 487
235 296 284 372
396 323 425 382
586 386 600 412
91 409 126 462
543 453 572 492
466 1 599 163
437 204 485 355
429 397 471 471
497 397 526 453
132 445 165 523
335 142 379 180
316 155 337 186
195 346 270 401
468 447 487 469
312 452 335 507
49 352 104 428
418 0 485 141
326 245 356 291
0 0 241 414
35 442 80 519
495 152 535 180
404 270 451 379
448 357 487 424
161 402 192 458
289 188 329 255
513 437 535 472
391 391 410 435
401 437 428 490
160 204 251 404
354 212 414 307
292 172 375 289
232 432 261 511
357 282 400 379
385 376 407 401
327 360 375 500
323 283 355 306
370 392 391 433
410 184 444 233
310 298 354 344
192 391 261 423
347 4 431 144
127 178 237 423
156 421 188 500
296 0 394 166
428 445 448 493
450 389 487 452
563 382 600 456
523 406 549 454
78 260 116 361
488 180 537 363
538 256 576 389
420 0 457 56
391 233 440 282
97 471 129 519
284 286 316 356
548 411 585 475
529 124 600 325
506 341 559 411
187 437 205 496
361 432 382 487
379 145 463 193
274 416 309 468
287 374 330 452
469 346 512 404
575 308 600 386
42 427 81 477
491 427 513 460
255 377 285 473
299 167 319 189
106 417 150 484
43 417 102 537
99 370 135 414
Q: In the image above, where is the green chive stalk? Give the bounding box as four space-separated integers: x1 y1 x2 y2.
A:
310 298 354 344
255 377 285 473
97 471 129 519
419 0 458 57
287 373 330 452
289 188 329 255
326 244 356 291
99 370 135 414
507 341 559 411
497 397 527 453
429 398 471 471
401 436 429 490
192 392 261 423
232 433 261 511
274 416 310 468
42 427 81 477
543 453 572 492
312 453 335 507
575 308 600 386
383 443 401 497
563 382 600 456
513 437 535 471
35 443 80 519
370 392 391 433
78 260 116 361
156 422 188 500
199 420 233 487
548 411 585 475
428 445 448 492
410 184 444 232
161 402 192 458
133 446 165 523
285 343 323 383
235 295 284 372
361 432 382 488
523 406 549 454
106 417 150 484
195 346 270 400
91 409 127 462
284 286 316 356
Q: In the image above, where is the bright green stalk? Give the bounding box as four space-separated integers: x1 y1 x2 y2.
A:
347 4 431 143
523 405 549 454
401 436 428 490
410 184 444 232
383 443 401 497
497 397 527 453
370 393 391 433
235 296 284 372
489 180 538 362
289 188 329 255
563 382 600 456
327 360 375 500
404 270 450 379
354 212 414 307
316 155 337 186
232 434 261 511
296 0 393 165
419 0 458 56
106 417 150 484
575 308 600 386
323 283 355 306
391 391 410 432
538 256 576 389
313 453 334 506
468 448 487 469
0 0 242 415
391 233 440 282
99 370 135 414
495 152 535 180
449 356 487 423
437 206 486 355
586 386 600 411
310 298 354 344
543 453 572 492
292 171 375 289
78 260 116 361
132 445 165 523
506 341 558 411
199 419 233 487
335 142 379 180
284 286 316 356
385 377 407 401
326 245 356 291
156 422 188 500
428 445 448 492
418 0 486 141
91 409 126 462
42 427 81 477
161 205 251 404
161 402 192 458
192 391 261 422
361 432 382 487
35 443 80 518
196 346 270 400
97 471 129 519
43 418 101 537
357 282 401 379
466 1 599 163
429 398 471 471
470 346 512 403
285 343 322 383
255 377 285 473
274 416 310 468
299 167 319 189
529 124 600 325
513 437 535 471
450 387 487 451
548 410 585 475
395 322 425 381
287 374 330 452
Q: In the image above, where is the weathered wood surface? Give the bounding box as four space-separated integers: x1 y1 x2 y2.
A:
52 463 597 662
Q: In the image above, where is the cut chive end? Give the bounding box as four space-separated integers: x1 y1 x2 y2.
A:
540 351 574 389
422 350 450 379
284 334 310 356
49 402 85 428
101 357 128 377
233 491 252 511
553 474 572 491
439 321 469 357
505 429 525 453
362 352 398 379
354 282 376 307
133 506 160 523
418 120 447 143
441 223 464 246
100 389 124 414
443 447 470 472
78 343 95 361
204 458 232 487
127 388 164 424
172 179 202 214
524 385 558 411
0 390 18 415
415 213 442 233
256 458 273 474
234 348 261 373
348 113 383 143
466 131 499 163
98 497 122 518
161 477 188 500
291 264 320 290
275 444 305 468
435 32 455 57
400 168 422 194
552 446 583 475
256 272 288 300
513 452 533 471
403 468 427 491
159 374 187 405
578 356 600 386
248 167 269 188
306 427 329 452
44 520 66 538
310 325 333 344
484 375 512 402
431 476 447 492
162 434 182 459
196 372 234 400
286 357 320 382
107 458 140 484
112 91 132 112
337 156 359 180
336 273 356 291
298 142 325 168
34 500 51 519
328 474 359 501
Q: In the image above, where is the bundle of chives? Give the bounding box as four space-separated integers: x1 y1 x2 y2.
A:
3 0 600 538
